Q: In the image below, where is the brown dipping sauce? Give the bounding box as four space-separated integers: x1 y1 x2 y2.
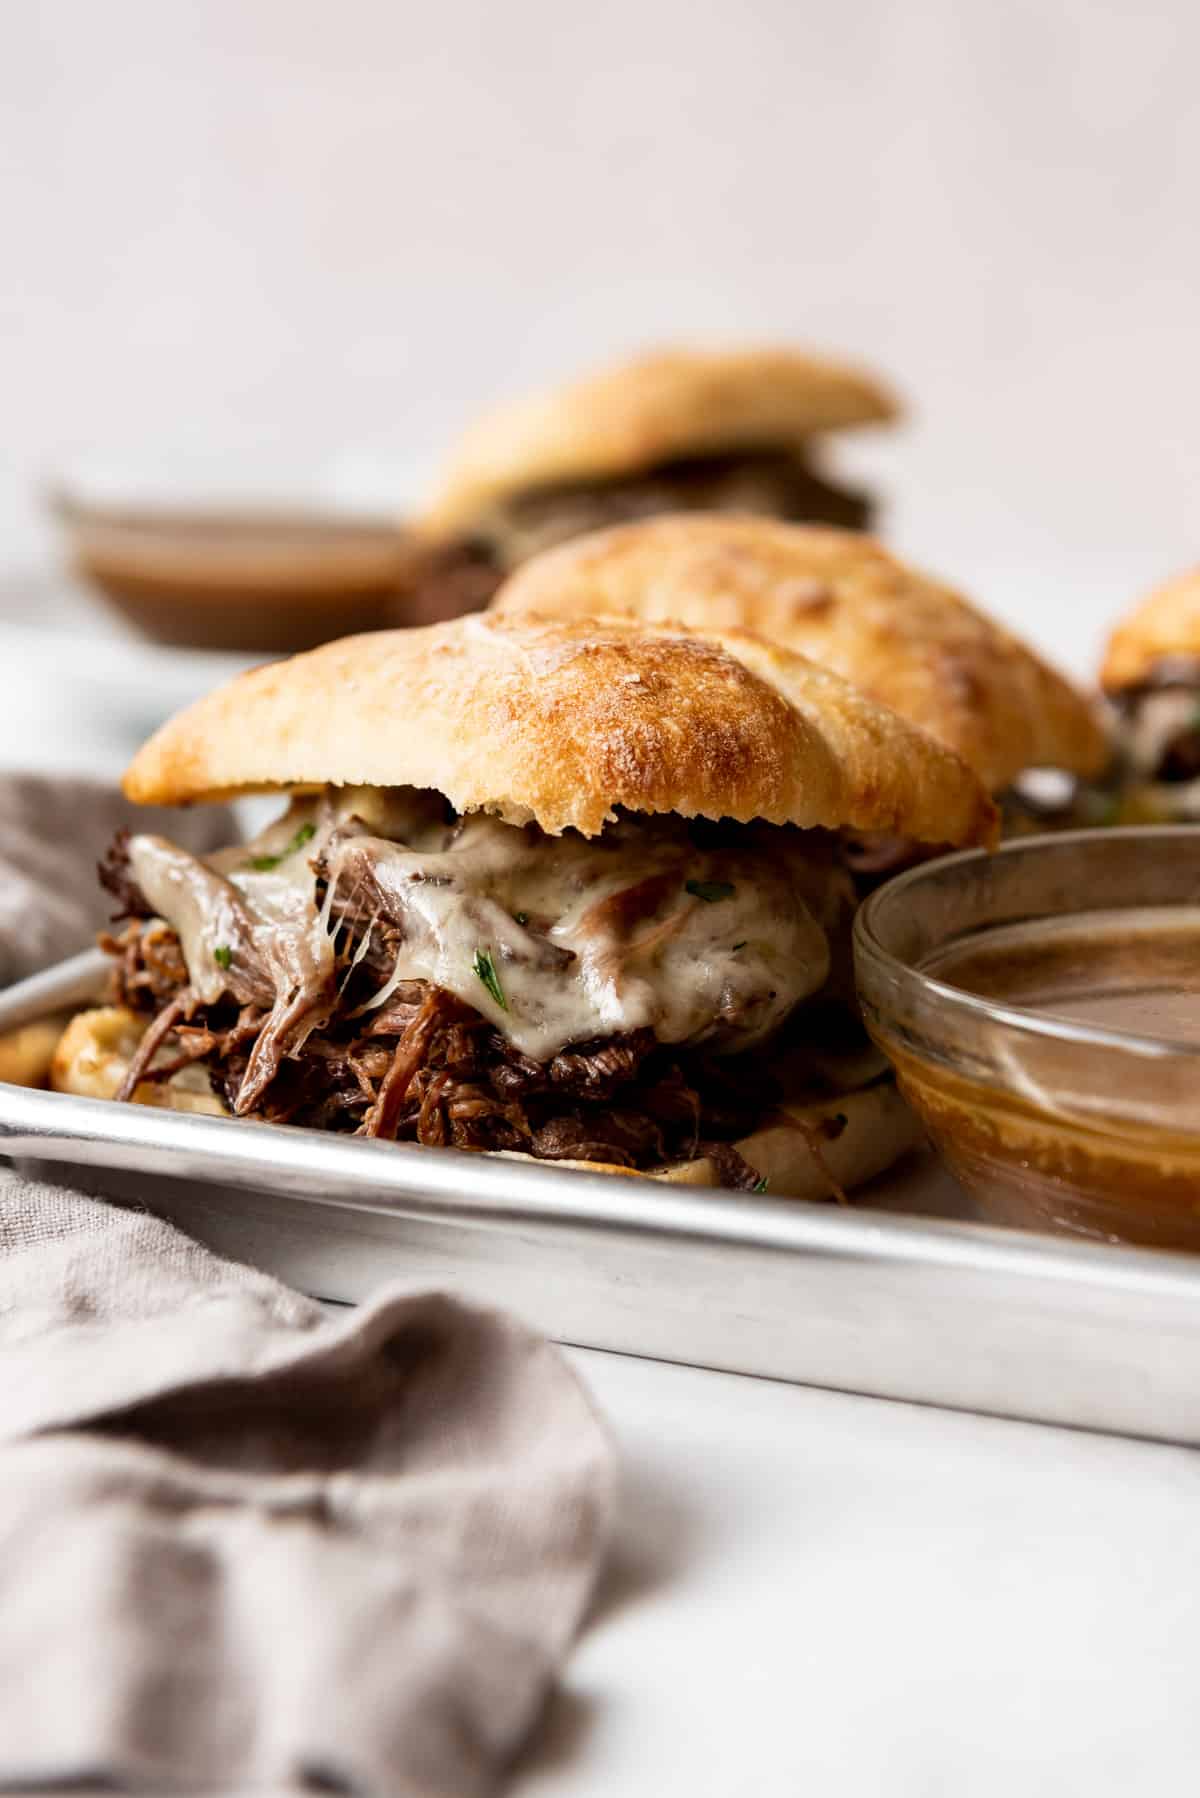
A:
923 909 1200 1038
884 909 1200 1249
63 506 408 653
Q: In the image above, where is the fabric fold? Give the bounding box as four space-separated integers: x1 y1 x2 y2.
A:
0 775 616 1794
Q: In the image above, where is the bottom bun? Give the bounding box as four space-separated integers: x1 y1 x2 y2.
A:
51 1006 920 1197
496 1080 922 1199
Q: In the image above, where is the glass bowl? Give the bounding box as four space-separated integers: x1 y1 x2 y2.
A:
50 462 409 654
854 827 1200 1250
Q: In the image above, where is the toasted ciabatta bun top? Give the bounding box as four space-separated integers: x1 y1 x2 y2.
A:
1101 567 1200 694
421 345 899 535
492 515 1109 794
123 611 994 845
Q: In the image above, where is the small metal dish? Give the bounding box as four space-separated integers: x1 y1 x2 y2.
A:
854 827 1200 1250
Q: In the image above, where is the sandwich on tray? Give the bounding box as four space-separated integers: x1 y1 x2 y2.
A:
491 513 1111 848
1100 565 1200 817
53 611 993 1199
398 344 898 622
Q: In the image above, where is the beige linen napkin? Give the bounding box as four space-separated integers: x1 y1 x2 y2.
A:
0 777 617 1794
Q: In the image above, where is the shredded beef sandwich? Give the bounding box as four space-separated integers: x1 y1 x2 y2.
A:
397 345 899 623
53 611 994 1198
1101 566 1200 819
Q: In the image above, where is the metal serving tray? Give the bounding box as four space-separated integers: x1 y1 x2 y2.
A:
4 951 1200 1446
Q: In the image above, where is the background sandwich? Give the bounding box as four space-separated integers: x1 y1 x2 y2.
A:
1101 566 1200 816
398 345 898 623
491 513 1110 845
53 612 993 1199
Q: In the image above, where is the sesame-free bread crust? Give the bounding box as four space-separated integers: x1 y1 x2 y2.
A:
122 611 994 847
494 515 1108 792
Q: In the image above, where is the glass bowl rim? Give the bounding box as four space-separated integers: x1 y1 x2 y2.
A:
853 824 1200 1064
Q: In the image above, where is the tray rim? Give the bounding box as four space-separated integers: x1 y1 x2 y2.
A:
5 950 1200 1308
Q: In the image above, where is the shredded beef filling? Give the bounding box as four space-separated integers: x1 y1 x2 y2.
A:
484 447 874 561
96 802 877 1191
99 829 154 921
99 864 778 1188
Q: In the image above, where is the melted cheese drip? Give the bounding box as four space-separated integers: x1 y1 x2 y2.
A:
130 823 334 1009
323 795 836 1061
134 788 841 1065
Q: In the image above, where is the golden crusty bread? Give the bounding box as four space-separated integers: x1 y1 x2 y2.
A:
53 1005 919 1200
1101 566 1200 693
122 611 995 847
493 516 1109 794
421 345 899 535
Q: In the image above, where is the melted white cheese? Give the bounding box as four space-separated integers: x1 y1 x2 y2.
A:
323 797 836 1061
135 788 842 1066
130 821 334 1010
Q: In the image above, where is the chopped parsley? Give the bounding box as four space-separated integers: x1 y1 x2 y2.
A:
514 911 529 927
246 820 316 873
752 1176 770 1193
473 947 508 1011
685 879 735 904
213 944 233 971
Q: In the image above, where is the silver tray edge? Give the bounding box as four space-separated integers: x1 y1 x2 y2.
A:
4 954 1200 1446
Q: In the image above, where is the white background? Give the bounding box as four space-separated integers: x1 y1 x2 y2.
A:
3 0 1199 671
5 7 1200 1792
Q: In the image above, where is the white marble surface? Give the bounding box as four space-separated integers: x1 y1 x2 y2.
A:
520 1348 1200 1796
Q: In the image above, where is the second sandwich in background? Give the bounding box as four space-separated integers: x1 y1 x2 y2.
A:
397 344 899 623
492 512 1110 853
1101 565 1200 817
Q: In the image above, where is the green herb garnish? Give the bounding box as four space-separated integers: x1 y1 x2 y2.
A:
686 879 735 904
246 820 316 873
514 911 529 926
213 944 233 971
732 940 747 952
473 947 508 1011
752 1176 770 1193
